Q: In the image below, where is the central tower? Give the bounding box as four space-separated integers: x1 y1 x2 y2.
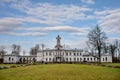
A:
55 35 63 50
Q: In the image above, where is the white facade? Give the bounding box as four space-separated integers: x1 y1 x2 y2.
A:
3 54 37 64
3 35 112 63
3 54 19 63
36 35 112 63
37 49 112 63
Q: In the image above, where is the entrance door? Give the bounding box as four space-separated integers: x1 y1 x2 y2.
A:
57 57 61 62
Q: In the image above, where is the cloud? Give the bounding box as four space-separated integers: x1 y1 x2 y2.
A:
81 0 95 4
0 25 89 36
26 26 90 36
27 26 88 32
2 0 92 25
3 32 46 36
0 17 23 32
96 9 120 34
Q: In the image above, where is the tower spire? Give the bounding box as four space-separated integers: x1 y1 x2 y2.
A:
55 35 63 50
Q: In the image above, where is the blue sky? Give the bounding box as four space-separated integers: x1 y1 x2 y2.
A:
0 0 120 54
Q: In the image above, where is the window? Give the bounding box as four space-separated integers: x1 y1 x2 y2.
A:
49 53 51 56
46 58 47 61
74 53 76 56
74 58 76 61
66 58 68 61
70 58 71 61
12 58 14 61
46 52 48 56
9 57 11 61
70 52 71 56
66 53 68 56
87 58 89 61
77 58 79 61
84 58 86 61
106 57 107 61
91 58 92 61
103 58 104 61
77 53 79 56
94 58 96 61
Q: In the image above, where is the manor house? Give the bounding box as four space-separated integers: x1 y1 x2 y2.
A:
3 35 112 63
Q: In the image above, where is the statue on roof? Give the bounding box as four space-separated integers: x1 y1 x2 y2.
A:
55 35 63 50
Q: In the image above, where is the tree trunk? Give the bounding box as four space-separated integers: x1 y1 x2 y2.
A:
98 49 101 64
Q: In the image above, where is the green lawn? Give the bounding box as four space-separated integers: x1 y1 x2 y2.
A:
0 64 21 67
0 64 120 80
102 63 120 67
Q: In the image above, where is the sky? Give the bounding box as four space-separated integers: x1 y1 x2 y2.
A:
0 0 120 54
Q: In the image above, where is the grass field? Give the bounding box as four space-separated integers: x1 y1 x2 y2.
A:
102 63 120 67
0 64 20 67
0 64 120 80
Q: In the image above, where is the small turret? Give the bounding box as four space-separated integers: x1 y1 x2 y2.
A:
55 35 63 50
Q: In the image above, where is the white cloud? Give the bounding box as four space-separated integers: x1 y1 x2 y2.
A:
96 9 120 34
0 0 95 26
2 0 92 25
26 26 90 36
0 25 89 36
81 0 95 4
24 4 92 25
3 32 46 36
0 17 23 32
27 26 88 32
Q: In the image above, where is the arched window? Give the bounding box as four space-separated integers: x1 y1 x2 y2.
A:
77 58 79 61
87 58 89 61
103 58 104 61
106 57 107 61
70 58 71 61
12 58 14 61
84 58 86 61
74 53 76 56
9 57 11 61
66 53 68 56
74 58 76 61
91 58 92 61
66 58 68 61
77 53 79 56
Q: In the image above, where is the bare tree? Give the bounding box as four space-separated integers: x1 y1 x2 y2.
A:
87 25 107 63
109 43 117 62
115 40 120 62
30 44 40 55
12 44 17 53
0 45 6 57
41 44 45 50
12 44 20 54
35 44 39 51
17 45 21 54
23 50 26 56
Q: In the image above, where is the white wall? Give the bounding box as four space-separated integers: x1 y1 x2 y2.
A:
101 56 112 62
3 55 19 63
37 50 112 63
